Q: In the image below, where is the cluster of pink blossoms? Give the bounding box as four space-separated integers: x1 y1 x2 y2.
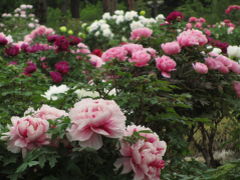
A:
101 43 156 67
115 125 167 180
67 98 126 150
225 5 240 14
2 105 67 156
24 25 55 43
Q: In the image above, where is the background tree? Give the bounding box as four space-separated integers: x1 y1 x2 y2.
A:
70 0 80 18
103 0 117 14
35 0 48 24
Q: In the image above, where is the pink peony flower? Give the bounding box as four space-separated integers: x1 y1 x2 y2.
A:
130 28 153 40
188 17 198 22
177 29 208 47
101 46 127 62
225 5 240 14
3 116 49 155
129 50 151 67
67 98 126 150
161 41 181 55
55 61 70 74
186 23 192 29
233 81 240 97
230 61 240 74
166 11 184 22
121 43 144 54
155 56 176 78
115 125 167 180
75 42 91 54
144 47 157 57
192 62 208 74
88 54 104 68
50 71 63 83
204 57 221 70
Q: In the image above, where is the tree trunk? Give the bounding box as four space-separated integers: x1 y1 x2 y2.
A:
103 0 117 14
35 0 47 24
70 0 80 18
127 0 136 10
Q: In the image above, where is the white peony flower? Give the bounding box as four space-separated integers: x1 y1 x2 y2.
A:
102 29 113 38
227 46 240 58
42 85 70 101
155 14 165 22
114 10 124 15
100 23 110 30
227 27 234 34
125 11 138 21
74 89 100 99
6 35 13 44
130 21 144 30
95 31 100 36
102 12 112 20
116 15 124 24
211 48 222 54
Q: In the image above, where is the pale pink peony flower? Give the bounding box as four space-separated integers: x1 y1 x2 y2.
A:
161 41 181 55
88 54 104 68
233 81 240 97
121 43 144 54
155 55 176 78
67 98 126 150
230 61 240 74
130 27 153 40
75 42 91 54
144 47 157 57
115 125 167 180
129 50 151 67
3 116 49 155
101 47 128 62
192 62 208 74
32 105 68 120
186 23 192 29
177 29 208 47
204 57 221 70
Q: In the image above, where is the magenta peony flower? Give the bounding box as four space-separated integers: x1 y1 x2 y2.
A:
101 46 127 62
88 54 104 68
5 45 20 56
50 71 63 83
115 125 166 180
161 41 181 55
155 56 176 78
55 61 70 74
233 81 240 97
3 116 49 155
24 62 37 75
177 29 208 47
166 11 184 22
67 98 126 150
192 62 208 74
129 50 151 67
130 27 153 40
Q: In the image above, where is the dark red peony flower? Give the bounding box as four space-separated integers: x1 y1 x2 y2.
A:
68 35 82 45
55 61 70 74
50 71 63 83
92 49 103 57
5 45 20 56
47 35 60 43
166 11 184 22
54 36 70 52
0 36 8 46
